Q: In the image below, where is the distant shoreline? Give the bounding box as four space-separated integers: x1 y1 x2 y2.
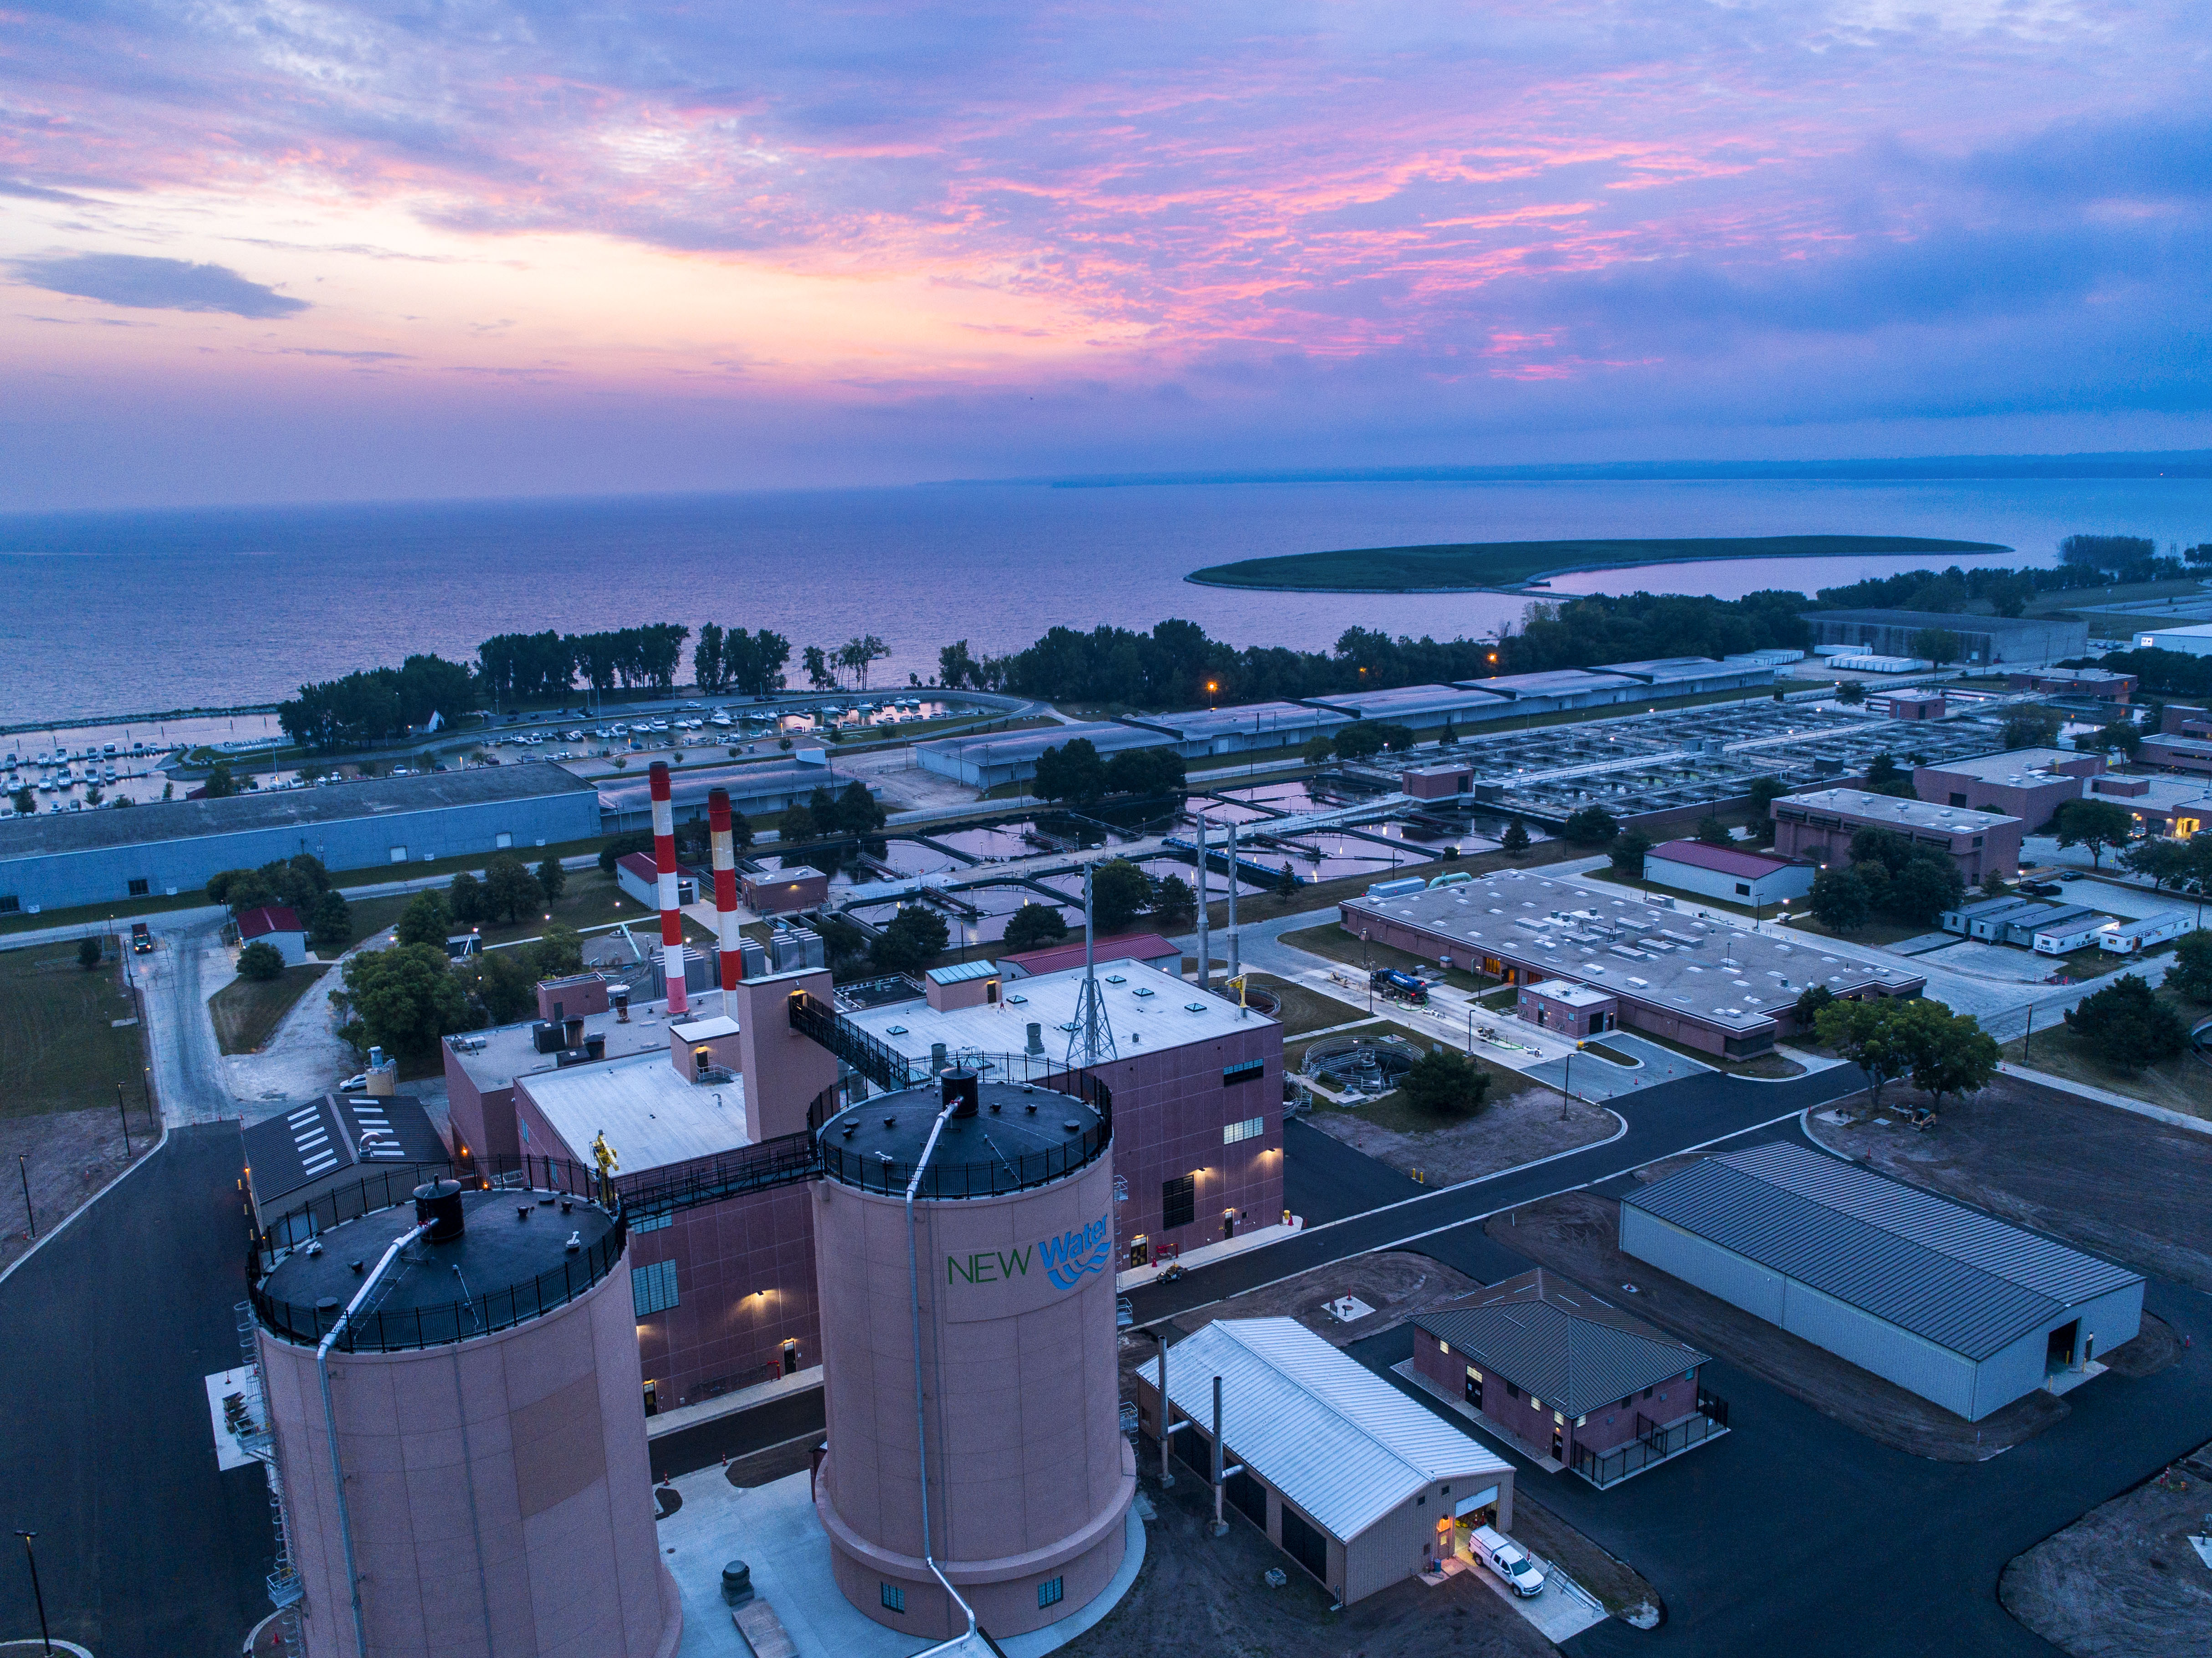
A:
1185 534 2013 594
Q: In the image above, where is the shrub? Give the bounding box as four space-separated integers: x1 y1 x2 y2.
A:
237 941 286 982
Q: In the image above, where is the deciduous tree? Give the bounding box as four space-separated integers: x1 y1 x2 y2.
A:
395 890 453 949
1398 1048 1491 1116
237 941 286 982
2063 973 2188 1070
1002 904 1070 953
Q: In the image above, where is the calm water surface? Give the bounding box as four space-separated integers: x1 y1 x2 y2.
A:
3 478 2207 726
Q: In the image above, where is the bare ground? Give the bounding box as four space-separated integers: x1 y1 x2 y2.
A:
1058 1455 1559 1658
1807 1072 2212 1294
1303 1083 1619 1187
1999 1441 2212 1658
0 1105 160 1278
1118 1251 1664 1624
1485 1190 2145 1462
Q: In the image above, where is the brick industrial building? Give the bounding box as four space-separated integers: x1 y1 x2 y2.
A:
1770 788 2023 883
1339 871 1921 1057
1911 748 2099 830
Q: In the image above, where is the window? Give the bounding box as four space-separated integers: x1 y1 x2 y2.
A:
0 896 17 916
1222 1059 1265 1085
1733 882 1750 896
1162 1174 1195 1230
1224 1116 1264 1144
1038 1576 1064 1610
880 1584 905 1614
495 831 513 849
389 846 408 864
631 1259 679 1316
1949 793 1967 807
128 878 150 897
631 1212 672 1234
1505 1381 1521 1400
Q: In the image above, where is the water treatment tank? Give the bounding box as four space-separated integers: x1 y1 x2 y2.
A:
812 1070 1132 1639
250 1177 675 1658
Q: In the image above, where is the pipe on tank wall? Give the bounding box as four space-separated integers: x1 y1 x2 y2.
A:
317 1221 431 1658
901 1090 983 1653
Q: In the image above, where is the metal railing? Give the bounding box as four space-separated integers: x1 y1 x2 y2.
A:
789 989 924 1091
616 1131 818 1222
251 1206 629 1353
1569 1388 1730 1488
817 1068 1113 1199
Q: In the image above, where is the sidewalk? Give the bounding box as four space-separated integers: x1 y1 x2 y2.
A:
1118 1218 1303 1291
645 1362 823 1441
1995 1060 2211 1137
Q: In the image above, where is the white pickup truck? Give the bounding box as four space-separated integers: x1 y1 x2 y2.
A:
1470 1524 1546 1597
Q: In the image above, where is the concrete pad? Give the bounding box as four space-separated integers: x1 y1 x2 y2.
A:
1526 1033 1709 1101
1914 940 2064 982
664 1464 1143 1658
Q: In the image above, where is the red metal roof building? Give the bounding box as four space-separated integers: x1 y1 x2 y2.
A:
1641 840 1815 907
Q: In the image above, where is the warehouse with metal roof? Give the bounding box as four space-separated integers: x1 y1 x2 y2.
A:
1620 1143 2143 1421
1133 1318 1514 1605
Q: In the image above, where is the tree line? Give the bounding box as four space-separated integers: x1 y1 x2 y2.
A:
1811 536 2210 618
942 592 1812 711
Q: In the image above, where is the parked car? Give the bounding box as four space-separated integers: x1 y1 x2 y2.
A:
338 1073 368 1092
1469 1525 1545 1597
130 921 153 955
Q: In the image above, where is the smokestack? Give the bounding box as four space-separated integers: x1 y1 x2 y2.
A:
1193 812 1209 991
709 787 742 1011
650 761 689 1017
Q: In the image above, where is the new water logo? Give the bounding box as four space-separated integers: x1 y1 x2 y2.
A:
1037 1212 1113 1290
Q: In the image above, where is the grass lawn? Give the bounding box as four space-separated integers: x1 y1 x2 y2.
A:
0 942 149 1117
1782 912 1943 947
344 868 714 952
1289 1018 1538 1122
1187 535 2007 593
2003 989 2210 1120
1234 971 1364 1035
208 964 331 1054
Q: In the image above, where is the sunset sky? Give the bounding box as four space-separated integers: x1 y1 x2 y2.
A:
3 2 2207 507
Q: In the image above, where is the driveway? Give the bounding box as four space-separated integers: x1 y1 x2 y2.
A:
0 1124 269 1658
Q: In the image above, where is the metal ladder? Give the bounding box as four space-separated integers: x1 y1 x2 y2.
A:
233 1301 306 1645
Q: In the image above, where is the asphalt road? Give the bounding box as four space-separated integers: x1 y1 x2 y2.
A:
0 1123 268 1658
1344 1125 2212 1658
1126 1064 1865 1330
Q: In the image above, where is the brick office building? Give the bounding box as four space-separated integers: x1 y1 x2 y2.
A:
1911 748 2099 830
1770 788 2023 884
1410 1269 1725 1486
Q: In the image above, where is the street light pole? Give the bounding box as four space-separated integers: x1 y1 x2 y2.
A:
17 1155 31 1241
15 1530 51 1655
116 1082 131 1157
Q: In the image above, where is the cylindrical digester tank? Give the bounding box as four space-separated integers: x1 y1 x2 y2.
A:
251 1184 676 1658
812 1074 1133 1639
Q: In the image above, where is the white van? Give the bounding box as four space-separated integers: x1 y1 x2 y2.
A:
1469 1525 1546 1597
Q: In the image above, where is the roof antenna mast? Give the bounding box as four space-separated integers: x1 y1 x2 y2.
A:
1067 863 1117 1069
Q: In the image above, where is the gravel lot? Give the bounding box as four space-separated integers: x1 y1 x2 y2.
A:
2000 1440 2212 1658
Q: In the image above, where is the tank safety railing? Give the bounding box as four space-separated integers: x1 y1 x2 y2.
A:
816 1063 1112 1199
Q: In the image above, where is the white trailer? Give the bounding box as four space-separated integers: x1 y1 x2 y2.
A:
2033 914 2112 954
2097 911 2199 955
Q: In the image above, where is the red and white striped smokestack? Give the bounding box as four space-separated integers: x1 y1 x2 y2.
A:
649 761 688 1016
708 787 742 1010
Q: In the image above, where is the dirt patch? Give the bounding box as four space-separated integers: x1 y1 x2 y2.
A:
1999 1443 2212 1658
1305 1081 1618 1187
1486 1191 2070 1462
1059 1454 1559 1658
208 963 331 1054
0 1105 160 1279
1807 1073 2212 1293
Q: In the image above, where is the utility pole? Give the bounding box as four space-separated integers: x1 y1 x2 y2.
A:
17 1155 31 1241
15 1530 51 1656
1225 819 1240 986
116 1082 131 1157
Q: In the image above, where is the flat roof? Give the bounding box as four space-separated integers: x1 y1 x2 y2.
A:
1342 872 1919 1033
447 996 681 1094
1604 656 1756 683
0 765 597 860
913 722 1169 767
1646 840 1800 880
1807 609 2077 635
844 958 1269 1063
1915 749 2082 783
1416 1269 1711 1419
1137 1318 1510 1544
1121 701 1351 740
1296 684 1510 719
1446 669 1641 698
2135 622 2212 640
592 759 856 815
517 1048 749 1175
1624 1143 2142 1361
1775 788 2022 833
1524 978 1614 1008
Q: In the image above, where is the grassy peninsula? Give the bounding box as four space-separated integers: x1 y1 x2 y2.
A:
1185 534 2010 593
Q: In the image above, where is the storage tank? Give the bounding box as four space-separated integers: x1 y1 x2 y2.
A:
812 1070 1133 1639
250 1177 676 1658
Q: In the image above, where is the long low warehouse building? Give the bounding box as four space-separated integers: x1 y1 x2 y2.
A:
914 721 1171 788
1121 701 1351 757
0 767 603 915
1339 871 1922 1056
1621 1143 2143 1422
